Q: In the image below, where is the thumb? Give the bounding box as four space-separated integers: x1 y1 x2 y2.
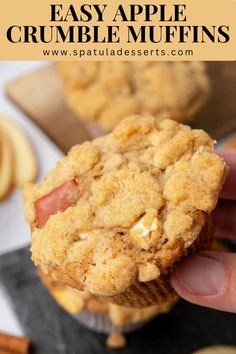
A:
171 251 236 313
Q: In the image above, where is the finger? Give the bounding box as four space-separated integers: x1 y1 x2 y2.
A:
171 251 236 313
217 149 236 200
213 199 236 240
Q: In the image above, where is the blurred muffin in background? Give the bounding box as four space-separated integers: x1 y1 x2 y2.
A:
38 238 227 348
58 61 210 134
38 268 178 348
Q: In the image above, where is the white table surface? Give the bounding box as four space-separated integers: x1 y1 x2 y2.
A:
0 62 234 337
0 62 62 335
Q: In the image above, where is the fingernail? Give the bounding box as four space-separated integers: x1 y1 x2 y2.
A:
175 255 226 296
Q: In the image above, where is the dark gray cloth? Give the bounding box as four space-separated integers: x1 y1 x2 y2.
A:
0 247 236 354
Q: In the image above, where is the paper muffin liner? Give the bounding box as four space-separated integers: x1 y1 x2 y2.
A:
72 310 149 334
38 268 177 334
103 215 213 308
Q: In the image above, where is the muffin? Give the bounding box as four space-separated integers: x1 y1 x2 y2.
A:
23 116 227 308
58 61 210 133
38 268 177 336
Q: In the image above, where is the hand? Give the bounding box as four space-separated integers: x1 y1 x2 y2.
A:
171 148 236 313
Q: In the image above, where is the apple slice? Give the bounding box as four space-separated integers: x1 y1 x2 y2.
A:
35 180 79 227
0 116 37 187
0 130 14 200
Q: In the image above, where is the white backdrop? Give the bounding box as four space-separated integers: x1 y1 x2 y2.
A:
0 62 62 335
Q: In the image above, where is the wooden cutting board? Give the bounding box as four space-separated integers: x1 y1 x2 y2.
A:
5 62 236 153
6 64 91 153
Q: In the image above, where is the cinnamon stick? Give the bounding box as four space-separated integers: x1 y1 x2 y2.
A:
0 332 31 354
